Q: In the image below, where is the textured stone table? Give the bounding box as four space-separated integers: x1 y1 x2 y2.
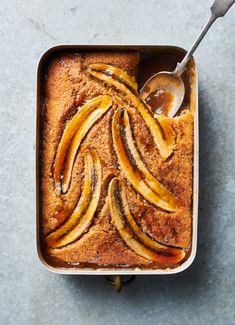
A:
1 0 235 324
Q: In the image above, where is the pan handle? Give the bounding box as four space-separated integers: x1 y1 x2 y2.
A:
105 275 136 292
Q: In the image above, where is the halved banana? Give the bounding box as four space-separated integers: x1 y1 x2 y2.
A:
61 107 110 194
46 149 102 248
87 67 175 159
112 108 176 212
53 95 112 193
155 114 175 148
108 178 185 264
121 109 177 209
88 63 138 93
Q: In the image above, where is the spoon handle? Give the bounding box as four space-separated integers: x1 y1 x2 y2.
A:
174 0 235 76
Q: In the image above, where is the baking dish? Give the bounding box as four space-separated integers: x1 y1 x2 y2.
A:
36 45 198 280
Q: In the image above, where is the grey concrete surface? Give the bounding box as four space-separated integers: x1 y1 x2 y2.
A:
0 0 235 324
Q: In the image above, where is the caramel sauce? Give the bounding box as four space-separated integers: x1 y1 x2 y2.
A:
138 53 190 115
146 89 174 116
53 209 67 224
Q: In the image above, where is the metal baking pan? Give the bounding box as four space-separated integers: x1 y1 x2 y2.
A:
36 45 198 282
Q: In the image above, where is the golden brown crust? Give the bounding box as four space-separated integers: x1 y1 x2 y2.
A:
40 51 193 269
82 52 140 77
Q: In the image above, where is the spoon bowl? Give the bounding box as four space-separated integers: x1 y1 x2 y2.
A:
139 71 185 117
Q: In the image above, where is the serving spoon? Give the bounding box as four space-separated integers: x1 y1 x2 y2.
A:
139 0 235 117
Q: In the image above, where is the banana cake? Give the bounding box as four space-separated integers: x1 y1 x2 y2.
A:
39 51 193 269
